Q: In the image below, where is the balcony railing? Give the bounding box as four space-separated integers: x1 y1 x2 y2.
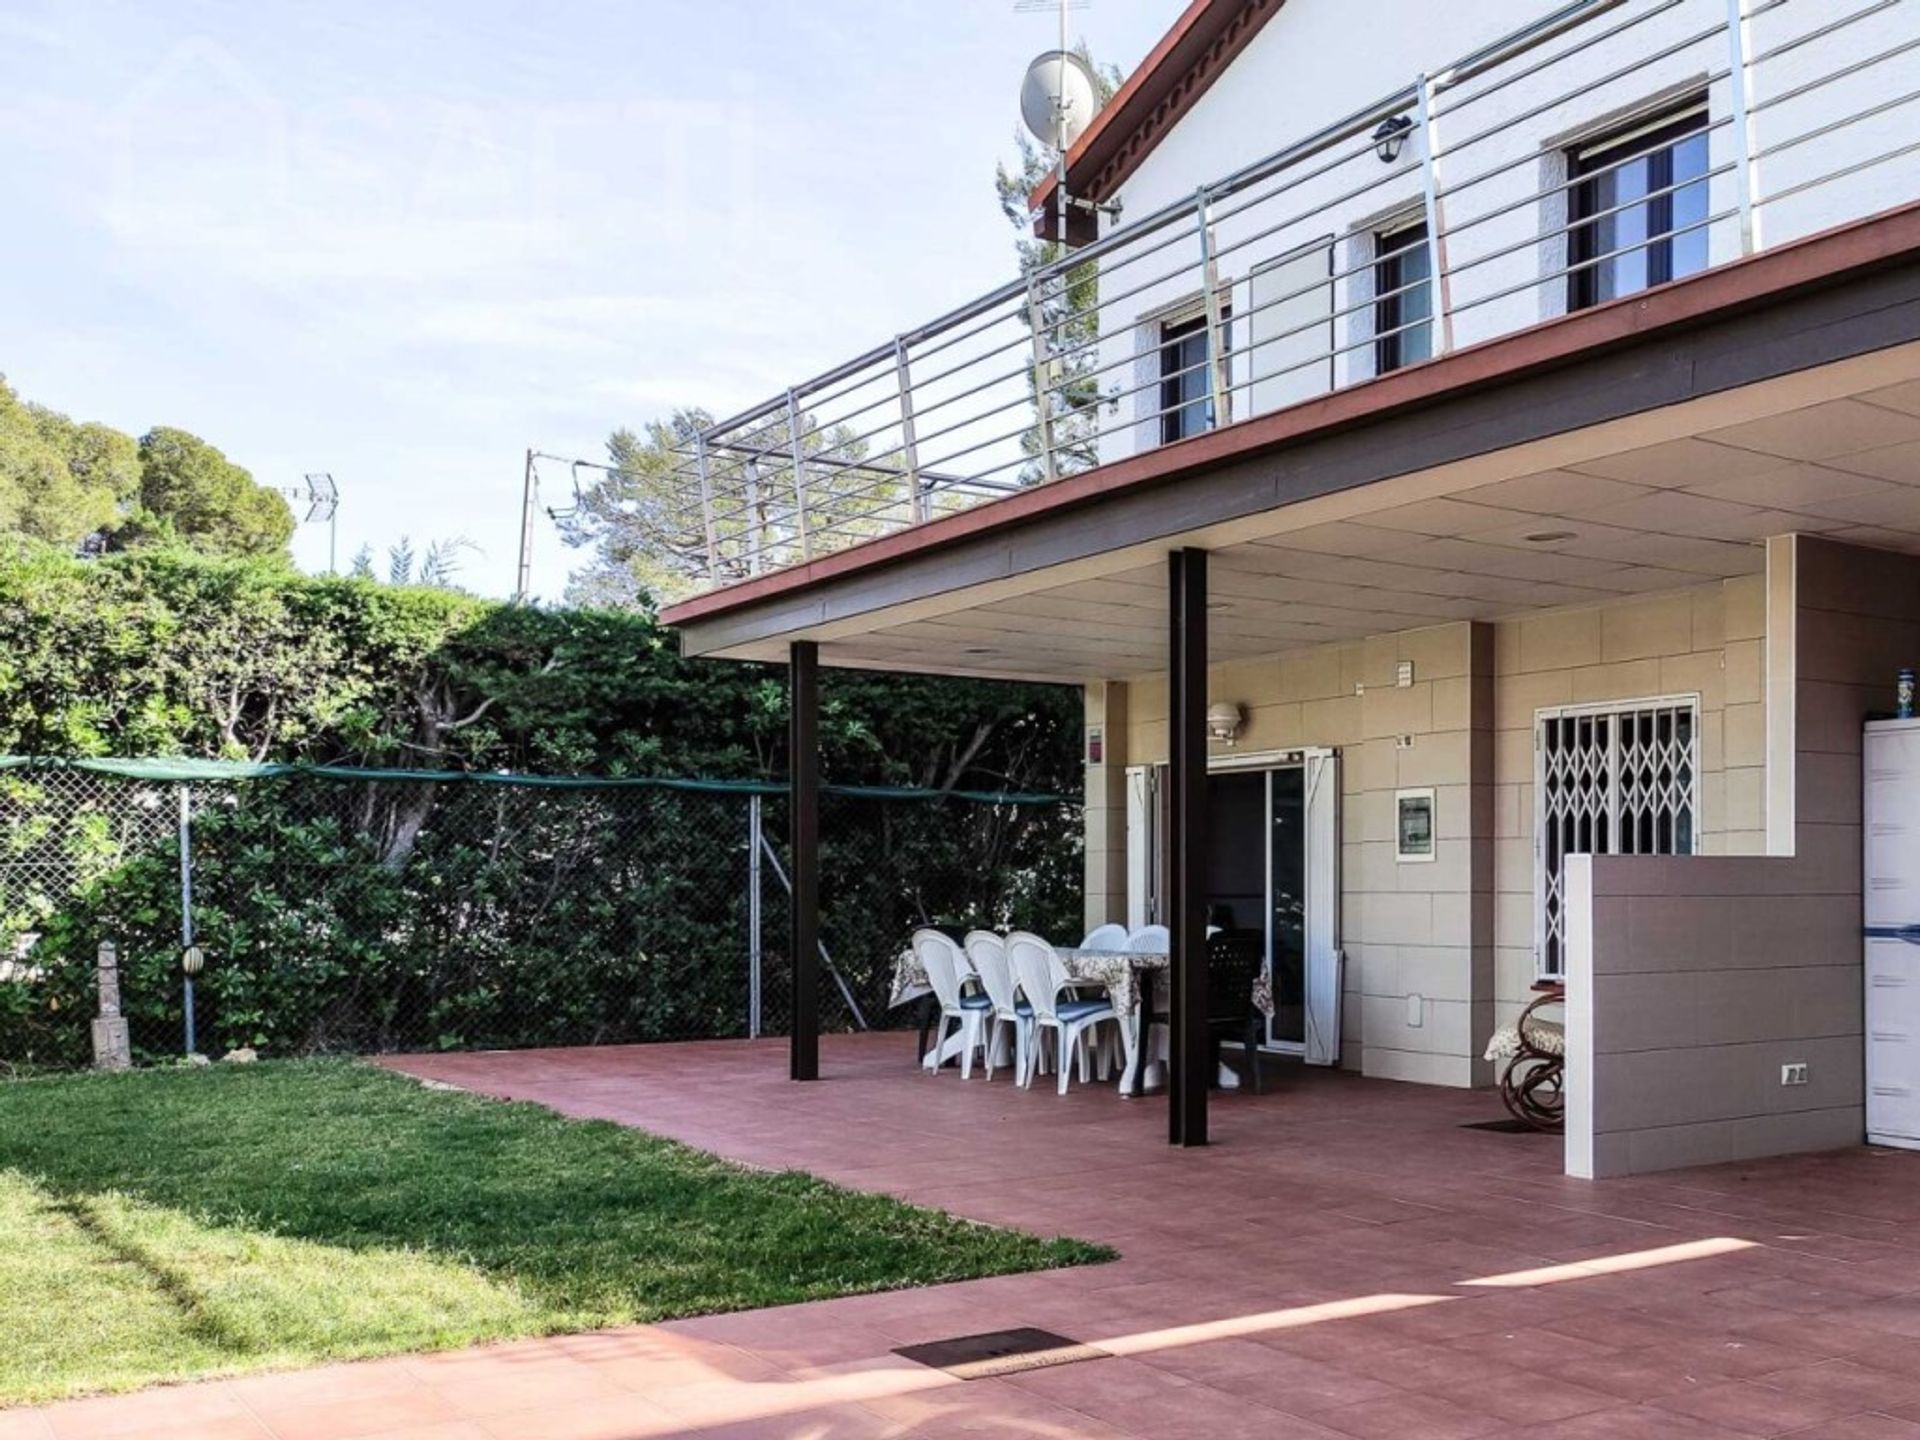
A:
667 0 1920 591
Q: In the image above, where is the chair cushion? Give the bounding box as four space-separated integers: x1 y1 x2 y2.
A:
1057 998 1113 1022
958 993 994 1010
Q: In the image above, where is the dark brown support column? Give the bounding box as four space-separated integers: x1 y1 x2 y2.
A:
1167 549 1209 1147
789 640 820 1081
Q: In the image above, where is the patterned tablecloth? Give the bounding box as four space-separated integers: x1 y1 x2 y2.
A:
890 945 1274 1020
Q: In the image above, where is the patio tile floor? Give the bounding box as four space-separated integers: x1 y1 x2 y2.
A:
16 1032 1920 1437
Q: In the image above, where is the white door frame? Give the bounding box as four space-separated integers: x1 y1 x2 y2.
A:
1125 748 1342 1064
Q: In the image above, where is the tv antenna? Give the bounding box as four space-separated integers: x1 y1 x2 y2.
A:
275 472 340 572
1017 0 1103 246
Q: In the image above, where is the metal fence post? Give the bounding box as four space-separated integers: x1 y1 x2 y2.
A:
786 388 812 560
694 432 720 583
1724 0 1761 254
894 337 926 523
1025 274 1059 484
747 794 763 1039
1195 188 1231 428
177 783 197 1057
744 460 764 576
1415 73 1456 355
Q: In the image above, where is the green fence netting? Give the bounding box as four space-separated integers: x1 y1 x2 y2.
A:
0 758 1081 1069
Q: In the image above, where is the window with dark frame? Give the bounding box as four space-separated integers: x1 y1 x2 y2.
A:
1566 101 1710 312
1158 309 1228 444
1373 220 1433 375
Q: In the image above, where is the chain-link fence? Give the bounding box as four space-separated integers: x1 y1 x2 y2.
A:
0 758 1081 1070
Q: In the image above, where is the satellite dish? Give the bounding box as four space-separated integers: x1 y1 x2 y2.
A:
1020 49 1099 152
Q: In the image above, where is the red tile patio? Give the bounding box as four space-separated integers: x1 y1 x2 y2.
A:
16 1033 1920 1438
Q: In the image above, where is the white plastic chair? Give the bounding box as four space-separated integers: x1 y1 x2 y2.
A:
914 929 991 1077
1008 931 1118 1095
1128 924 1169 953
1079 922 1129 952
964 931 1029 1081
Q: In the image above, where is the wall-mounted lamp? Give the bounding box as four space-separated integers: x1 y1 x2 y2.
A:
1373 115 1414 164
1206 701 1246 746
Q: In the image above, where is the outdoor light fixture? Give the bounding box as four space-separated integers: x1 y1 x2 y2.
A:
1373 115 1414 164
1206 701 1246 745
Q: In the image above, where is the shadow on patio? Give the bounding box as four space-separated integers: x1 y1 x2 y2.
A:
364 1034 1920 1437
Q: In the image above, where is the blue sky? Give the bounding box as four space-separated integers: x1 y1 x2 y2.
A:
0 1 1171 598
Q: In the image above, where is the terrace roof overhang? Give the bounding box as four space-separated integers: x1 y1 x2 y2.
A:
662 203 1920 684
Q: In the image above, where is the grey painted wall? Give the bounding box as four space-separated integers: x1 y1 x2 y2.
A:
1567 535 1920 1178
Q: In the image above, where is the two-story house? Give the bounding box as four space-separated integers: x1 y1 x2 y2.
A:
661 0 1920 1178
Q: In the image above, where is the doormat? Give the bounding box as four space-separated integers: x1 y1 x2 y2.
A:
892 1327 1107 1380
1461 1118 1543 1134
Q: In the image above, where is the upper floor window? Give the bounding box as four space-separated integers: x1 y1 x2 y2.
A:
1159 310 1228 444
1567 102 1710 311
1374 220 1433 375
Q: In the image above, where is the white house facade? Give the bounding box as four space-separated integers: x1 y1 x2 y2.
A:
662 0 1920 1178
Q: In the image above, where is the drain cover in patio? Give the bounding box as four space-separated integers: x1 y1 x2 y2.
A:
892 1327 1107 1379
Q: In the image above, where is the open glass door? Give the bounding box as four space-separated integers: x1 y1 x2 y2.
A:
1263 751 1341 1064
1300 749 1341 1066
1128 751 1341 1065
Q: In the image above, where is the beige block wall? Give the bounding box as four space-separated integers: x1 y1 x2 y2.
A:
1106 574 1771 1091
1490 575 1768 1026
1124 622 1498 1087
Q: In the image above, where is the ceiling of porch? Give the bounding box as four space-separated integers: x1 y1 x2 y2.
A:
698 346 1920 683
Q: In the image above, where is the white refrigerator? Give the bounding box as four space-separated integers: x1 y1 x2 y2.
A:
1865 718 1920 1150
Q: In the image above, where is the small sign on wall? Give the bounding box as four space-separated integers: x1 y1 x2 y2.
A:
1085 725 1105 766
1396 787 1436 863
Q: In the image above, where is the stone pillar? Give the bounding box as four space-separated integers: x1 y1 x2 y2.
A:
91 940 131 1071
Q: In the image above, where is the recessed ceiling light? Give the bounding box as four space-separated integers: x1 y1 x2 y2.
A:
1524 530 1578 544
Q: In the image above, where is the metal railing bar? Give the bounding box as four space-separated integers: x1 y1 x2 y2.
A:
1437 100 1725 210
1748 31 1920 117
886 386 1037 461
1040 255 1437 413
788 370 915 433
1042 119 1730 402
1748 0 1898 68
1202 130 1413 234
690 0 1689 452
1436 115 1730 242
1752 82 1920 162
679 0 1920 584
1753 132 1920 208
911 414 1063 483
1431 0 1631 91
1432 0 1678 110
1443 158 1736 287
903 300 1036 373
1449 203 1735 316
1205 157 1424 265
906 314 1051 394
1436 19 1728 162
897 362 1037 438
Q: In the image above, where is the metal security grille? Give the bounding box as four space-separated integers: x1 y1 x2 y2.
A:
1534 697 1699 979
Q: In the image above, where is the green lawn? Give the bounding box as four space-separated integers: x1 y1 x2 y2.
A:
0 1060 1108 1406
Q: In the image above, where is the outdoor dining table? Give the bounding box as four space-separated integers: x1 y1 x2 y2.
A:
889 943 1274 1096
